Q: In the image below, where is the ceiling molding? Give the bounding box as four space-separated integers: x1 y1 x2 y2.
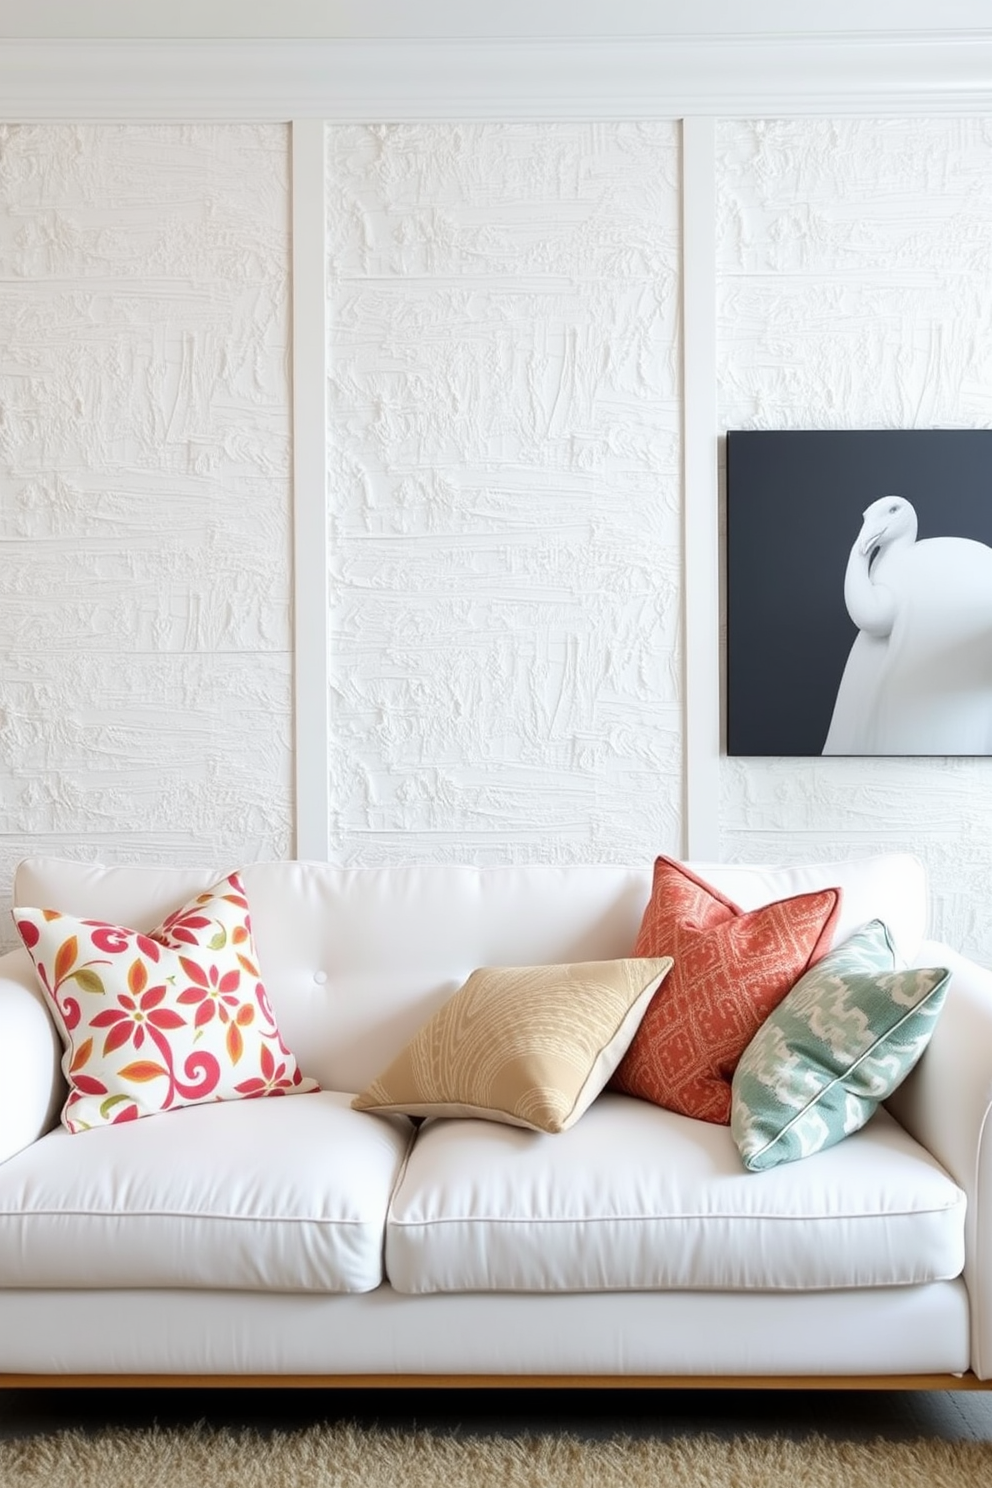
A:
5 0 992 41
2 35 992 120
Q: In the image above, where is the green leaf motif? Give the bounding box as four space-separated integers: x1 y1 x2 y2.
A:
209 929 227 951
99 1093 134 1119
71 968 106 995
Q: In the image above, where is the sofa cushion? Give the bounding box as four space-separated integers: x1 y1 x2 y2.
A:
14 854 927 1095
689 853 928 963
0 1091 412 1293
611 858 840 1123
385 1092 965 1294
732 921 950 1172
13 872 317 1133
352 958 672 1133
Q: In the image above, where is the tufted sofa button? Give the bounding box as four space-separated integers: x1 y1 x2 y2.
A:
313 970 328 986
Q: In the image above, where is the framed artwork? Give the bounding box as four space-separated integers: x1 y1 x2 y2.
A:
726 429 992 757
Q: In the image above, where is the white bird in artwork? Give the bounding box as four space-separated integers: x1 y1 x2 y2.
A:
822 495 992 755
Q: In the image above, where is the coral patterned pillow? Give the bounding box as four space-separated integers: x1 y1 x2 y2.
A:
13 872 318 1133
610 857 840 1125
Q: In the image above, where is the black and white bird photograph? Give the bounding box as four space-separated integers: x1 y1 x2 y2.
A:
726 429 992 756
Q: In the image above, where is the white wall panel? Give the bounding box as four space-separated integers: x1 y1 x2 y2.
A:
0 124 292 948
717 117 992 961
326 122 682 865
4 110 991 966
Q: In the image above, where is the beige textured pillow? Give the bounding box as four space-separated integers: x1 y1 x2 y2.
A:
351 958 672 1133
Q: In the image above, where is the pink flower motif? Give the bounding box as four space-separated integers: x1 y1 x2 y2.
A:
87 922 161 959
235 1041 309 1098
175 958 255 1064
156 874 250 948
89 957 185 1056
176 958 243 1029
154 907 214 947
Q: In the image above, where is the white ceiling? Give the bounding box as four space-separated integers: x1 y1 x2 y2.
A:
2 0 991 38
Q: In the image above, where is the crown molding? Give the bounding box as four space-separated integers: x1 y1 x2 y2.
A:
5 0 992 41
2 35 992 120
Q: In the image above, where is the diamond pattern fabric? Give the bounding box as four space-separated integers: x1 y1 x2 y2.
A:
610 857 840 1124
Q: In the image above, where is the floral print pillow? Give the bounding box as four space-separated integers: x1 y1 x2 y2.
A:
13 872 318 1133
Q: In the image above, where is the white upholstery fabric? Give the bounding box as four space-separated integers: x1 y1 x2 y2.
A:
888 939 992 1379
0 1091 412 1293
0 1280 969 1377
387 1095 965 1295
0 853 975 1382
13 853 928 1093
689 853 928 963
0 948 63 1165
13 860 652 1093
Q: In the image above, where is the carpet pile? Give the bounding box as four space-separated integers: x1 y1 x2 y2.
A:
2 1421 992 1488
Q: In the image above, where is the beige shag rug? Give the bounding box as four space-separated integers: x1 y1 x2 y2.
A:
2 1421 992 1488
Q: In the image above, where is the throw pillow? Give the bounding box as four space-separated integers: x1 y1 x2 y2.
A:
351 957 673 1134
610 857 841 1124
13 872 318 1133
731 919 950 1172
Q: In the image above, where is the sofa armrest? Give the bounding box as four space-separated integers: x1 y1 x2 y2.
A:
0 947 63 1164
886 939 992 1378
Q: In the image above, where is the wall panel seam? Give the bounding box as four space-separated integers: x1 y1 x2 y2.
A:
681 117 721 860
291 119 330 861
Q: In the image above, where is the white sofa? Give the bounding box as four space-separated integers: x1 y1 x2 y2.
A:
1 851 991 1388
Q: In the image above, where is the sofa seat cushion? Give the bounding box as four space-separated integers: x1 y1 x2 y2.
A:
0 1091 412 1293
385 1092 965 1294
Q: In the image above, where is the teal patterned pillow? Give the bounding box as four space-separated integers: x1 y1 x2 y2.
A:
731 920 949 1172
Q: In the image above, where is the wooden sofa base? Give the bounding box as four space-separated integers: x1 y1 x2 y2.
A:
1 1372 990 1391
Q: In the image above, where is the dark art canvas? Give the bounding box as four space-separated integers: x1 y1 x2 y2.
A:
726 430 992 757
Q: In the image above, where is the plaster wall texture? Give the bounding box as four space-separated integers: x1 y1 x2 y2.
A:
718 117 992 960
5 115 992 967
0 123 293 950
325 122 683 865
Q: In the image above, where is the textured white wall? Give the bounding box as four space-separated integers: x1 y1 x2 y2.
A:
325 122 683 864
718 117 992 959
0 123 293 948
5 114 992 965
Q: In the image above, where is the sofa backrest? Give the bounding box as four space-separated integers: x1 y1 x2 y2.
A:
12 854 928 1094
